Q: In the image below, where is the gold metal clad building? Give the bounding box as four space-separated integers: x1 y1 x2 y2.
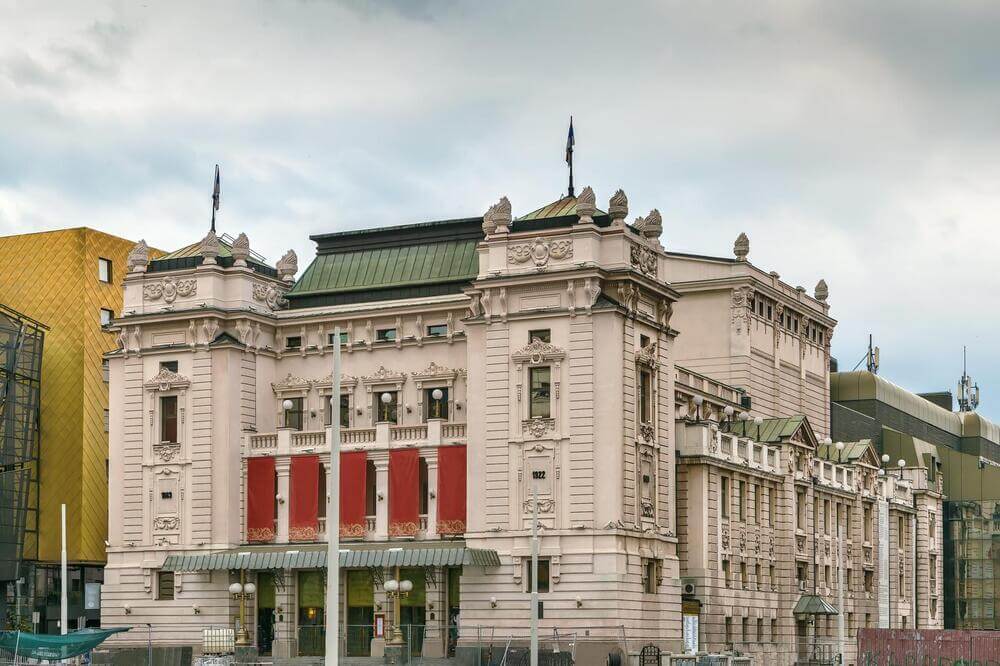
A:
0 227 157 632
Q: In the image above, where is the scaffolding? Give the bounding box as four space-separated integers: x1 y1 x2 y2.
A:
0 304 44 593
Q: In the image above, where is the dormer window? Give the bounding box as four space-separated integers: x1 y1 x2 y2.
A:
376 328 396 343
426 324 447 337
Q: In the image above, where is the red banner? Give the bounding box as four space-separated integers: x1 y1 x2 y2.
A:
389 448 420 537
247 457 276 542
437 445 467 534
289 455 320 541
341 451 368 538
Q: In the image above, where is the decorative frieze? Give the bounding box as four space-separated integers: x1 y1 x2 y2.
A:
143 276 197 304
507 237 573 268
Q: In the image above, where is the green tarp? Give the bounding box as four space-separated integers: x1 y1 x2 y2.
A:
0 627 130 661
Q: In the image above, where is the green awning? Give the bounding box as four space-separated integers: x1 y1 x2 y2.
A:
163 544 501 572
793 594 839 616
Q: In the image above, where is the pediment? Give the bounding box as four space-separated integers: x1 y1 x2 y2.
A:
144 368 190 391
511 339 566 364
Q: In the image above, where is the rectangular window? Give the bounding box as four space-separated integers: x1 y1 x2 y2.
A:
427 324 447 337
769 487 777 527
284 396 304 430
752 484 760 524
721 476 730 519
725 617 732 645
824 499 830 535
374 391 398 423
285 336 302 349
846 506 853 536
323 394 350 428
639 334 650 348
797 490 806 529
722 559 731 587
157 571 174 600
737 481 745 521
98 258 112 283
529 367 551 419
160 360 178 373
757 618 763 642
740 561 748 588
425 387 449 420
864 570 874 592
644 560 657 594
796 563 806 583
769 564 776 587
365 460 377 516
528 329 551 343
318 465 327 519
741 617 748 643
639 369 652 423
328 332 349 346
754 563 761 587
771 619 777 642
100 308 113 326
419 457 429 515
376 328 396 342
525 558 550 593
930 555 937 588
864 505 873 541
102 358 110 383
160 396 178 443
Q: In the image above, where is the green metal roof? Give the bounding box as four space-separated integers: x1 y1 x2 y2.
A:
793 594 839 616
162 544 501 572
727 416 807 443
516 195 607 221
289 239 479 297
816 439 878 464
158 239 234 260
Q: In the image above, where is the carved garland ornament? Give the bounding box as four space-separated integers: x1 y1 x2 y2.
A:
143 277 197 304
153 516 179 531
507 237 573 268
154 443 181 463
511 338 567 364
523 418 556 439
630 243 657 276
252 282 289 310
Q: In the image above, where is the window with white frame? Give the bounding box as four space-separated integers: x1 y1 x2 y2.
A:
324 393 350 428
283 396 305 430
160 396 178 443
98 257 112 283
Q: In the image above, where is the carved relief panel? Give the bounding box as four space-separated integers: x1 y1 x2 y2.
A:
520 442 560 530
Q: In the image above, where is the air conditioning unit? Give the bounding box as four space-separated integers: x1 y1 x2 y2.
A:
682 579 697 596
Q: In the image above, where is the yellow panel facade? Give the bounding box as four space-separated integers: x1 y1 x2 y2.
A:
0 228 153 565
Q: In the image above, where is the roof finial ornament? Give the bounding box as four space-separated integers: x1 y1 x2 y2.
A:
815 279 829 302
200 230 220 265
493 196 512 233
641 209 662 240
231 233 250 267
127 240 150 274
276 250 298 283
576 186 596 224
734 232 750 262
608 189 628 226
482 203 497 237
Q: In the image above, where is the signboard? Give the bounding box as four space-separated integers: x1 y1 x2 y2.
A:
683 614 699 654
878 498 890 628
85 583 101 610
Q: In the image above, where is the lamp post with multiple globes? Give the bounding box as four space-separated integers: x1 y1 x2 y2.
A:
384 569 414 646
229 574 257 646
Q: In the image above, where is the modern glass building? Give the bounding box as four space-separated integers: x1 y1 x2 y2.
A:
831 370 1000 629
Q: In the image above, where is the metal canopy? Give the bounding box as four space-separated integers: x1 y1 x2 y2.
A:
793 594 840 616
162 544 501 572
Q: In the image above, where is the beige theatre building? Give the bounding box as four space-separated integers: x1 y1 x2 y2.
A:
102 185 941 665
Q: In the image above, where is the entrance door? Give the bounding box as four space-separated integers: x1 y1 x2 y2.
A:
346 570 374 656
256 574 276 656
400 568 426 656
297 571 325 656
447 567 461 657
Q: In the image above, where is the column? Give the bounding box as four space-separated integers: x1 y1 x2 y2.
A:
276 459 291 543
422 567 447 658
426 453 439 540
374 457 389 540
273 570 297 658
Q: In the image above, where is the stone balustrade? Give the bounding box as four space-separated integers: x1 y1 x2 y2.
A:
242 419 466 456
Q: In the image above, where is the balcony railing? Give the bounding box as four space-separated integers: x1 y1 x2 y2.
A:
317 515 379 542
244 421 466 456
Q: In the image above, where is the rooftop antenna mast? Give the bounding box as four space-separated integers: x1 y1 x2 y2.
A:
958 346 980 412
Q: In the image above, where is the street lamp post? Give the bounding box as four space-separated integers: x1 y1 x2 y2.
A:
384 569 413 647
229 573 257 646
326 326 342 665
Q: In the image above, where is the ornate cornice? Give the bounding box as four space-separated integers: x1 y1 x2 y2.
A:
271 372 311 392
411 361 464 382
144 368 190 391
511 339 566 364
361 365 407 386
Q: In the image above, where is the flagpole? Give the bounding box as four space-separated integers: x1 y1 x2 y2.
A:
211 164 220 233
325 327 341 665
567 116 575 197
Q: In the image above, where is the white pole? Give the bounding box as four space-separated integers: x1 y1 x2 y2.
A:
61 503 68 635
325 327 341 665
837 523 844 662
530 485 538 666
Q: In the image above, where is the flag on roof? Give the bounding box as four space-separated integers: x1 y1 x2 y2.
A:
565 117 575 165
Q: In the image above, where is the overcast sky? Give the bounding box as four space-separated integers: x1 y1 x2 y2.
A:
2 1 999 418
